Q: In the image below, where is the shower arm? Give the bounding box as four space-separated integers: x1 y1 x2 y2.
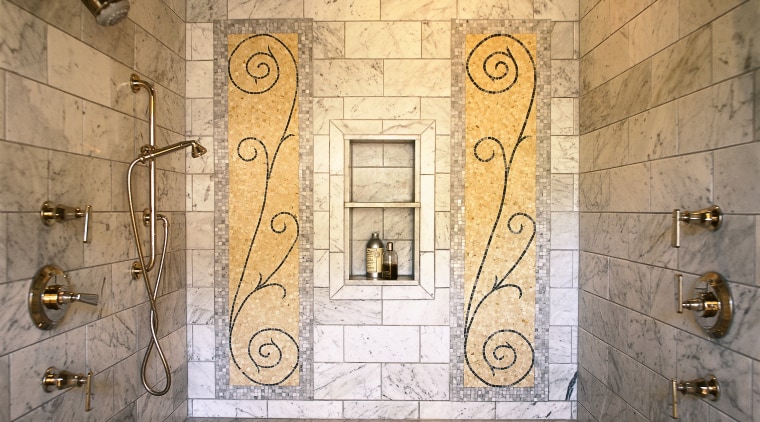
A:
130 74 158 272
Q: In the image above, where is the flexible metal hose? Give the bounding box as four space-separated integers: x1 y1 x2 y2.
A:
127 158 171 396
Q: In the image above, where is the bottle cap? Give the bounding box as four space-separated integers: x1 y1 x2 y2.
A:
387 242 393 251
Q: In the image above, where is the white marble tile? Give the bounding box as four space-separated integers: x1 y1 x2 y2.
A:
384 60 451 97
551 98 576 135
651 27 711 106
422 21 451 58
549 363 578 400
188 361 215 398
329 176 345 252
550 287 578 326
419 401 495 419
134 29 185 97
187 287 214 325
345 22 421 59
314 249 330 288
536 0 581 20
345 97 420 120
314 22 345 59
552 22 576 60
267 400 343 418
352 168 415 202
552 60 580 97
190 399 267 418
186 212 214 249
649 152 712 211
314 362 382 399
434 174 450 212
83 101 134 163
315 60 383 97
549 325 573 363
344 325 419 362
551 212 579 250
48 26 110 105
419 100 449 138
228 0 303 18
189 23 213 60
458 0 533 19
314 325 343 362
552 174 575 212
420 326 449 363
380 0 455 20
0 1 46 81
186 60 213 98
315 287 382 324
314 98 343 135
420 175 435 251
628 0 678 65
714 140 760 214
712 1 760 81
434 249 451 288
421 128 436 175
0 141 48 213
190 249 214 287
314 211 330 250
86 308 138 373
187 136 215 174
627 101 677 164
609 163 649 212
343 400 418 419
382 363 449 400
383 288 449 325
190 174 214 211
434 136 451 176
189 98 214 136
0 280 51 355
190 324 215 361
496 401 574 419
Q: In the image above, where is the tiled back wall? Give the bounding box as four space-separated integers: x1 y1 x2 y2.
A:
186 1 581 419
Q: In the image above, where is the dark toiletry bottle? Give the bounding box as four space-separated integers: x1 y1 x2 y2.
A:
382 241 398 280
365 232 384 279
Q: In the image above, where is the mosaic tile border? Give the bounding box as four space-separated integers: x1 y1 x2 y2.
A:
450 19 552 402
213 19 314 400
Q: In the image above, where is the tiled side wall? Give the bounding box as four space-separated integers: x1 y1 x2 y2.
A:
578 0 760 421
186 0 581 419
0 0 188 421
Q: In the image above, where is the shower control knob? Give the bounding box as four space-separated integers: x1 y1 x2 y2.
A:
671 205 722 248
40 201 92 243
29 265 100 330
675 273 733 338
670 375 720 419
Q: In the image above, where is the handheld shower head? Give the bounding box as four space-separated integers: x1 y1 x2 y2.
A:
81 0 130 26
191 141 208 158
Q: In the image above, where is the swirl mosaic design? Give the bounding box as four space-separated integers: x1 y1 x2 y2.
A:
464 33 537 388
227 33 300 387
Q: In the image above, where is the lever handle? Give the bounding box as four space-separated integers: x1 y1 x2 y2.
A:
670 375 720 419
672 209 683 248
671 205 722 248
45 287 100 308
42 367 93 412
40 201 92 243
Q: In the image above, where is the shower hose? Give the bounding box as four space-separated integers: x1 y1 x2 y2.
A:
127 159 172 396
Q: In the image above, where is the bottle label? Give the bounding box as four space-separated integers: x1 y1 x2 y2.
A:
366 248 383 273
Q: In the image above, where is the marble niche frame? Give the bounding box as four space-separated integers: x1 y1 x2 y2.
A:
328 120 437 300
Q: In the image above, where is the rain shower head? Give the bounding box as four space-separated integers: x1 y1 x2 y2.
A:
81 0 130 26
191 141 207 158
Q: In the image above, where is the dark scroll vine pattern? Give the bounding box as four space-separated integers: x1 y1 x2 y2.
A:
227 34 300 386
464 34 537 387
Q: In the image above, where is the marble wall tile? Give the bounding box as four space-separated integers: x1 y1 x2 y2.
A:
420 325 449 363
314 325 343 362
578 328 607 383
380 0 455 20
712 1 760 81
190 174 214 211
551 250 576 288
552 174 575 212
552 60 580 97
314 22 345 59
345 97 419 120
609 163 649 212
608 0 656 31
345 22 421 59
754 361 760 422
608 59 652 123
551 98 576 135
649 152 712 211
457 0 533 19
314 249 330 288
190 399 267 418
186 212 214 249
314 363 382 399
134 29 185 96
0 280 51 355
48 26 110 106
190 249 214 287
0 1 47 81
627 101 677 164
187 136 214 174
679 74 753 154
578 82 610 133
0 354 8 421
551 212 579 250
189 23 213 60
188 361 215 398
578 367 639 421
188 98 214 136
628 0 678 65
423 100 450 136
267 400 343 418
343 400 418 419
382 363 449 400
651 26 711 106
552 135 580 173
85 308 138 373
421 21 451 59
315 288 382 324
0 214 5 284
314 99 344 135
579 171 609 212
549 326 573 363
435 249 450 287
186 60 214 98
715 142 760 213
189 324 215 361
608 258 650 311
6 74 84 152
383 288 449 325
579 0 610 56
579 212 627 259
384 60 451 97
680 0 743 36
83 101 134 163
305 0 380 20
344 325 419 362
549 363 577 400
579 251 608 296
536 0 580 20
496 401 574 419
7 212 84 281
582 27 630 91
0 142 48 213
627 213 677 268
419 401 495 419
607 348 651 416
550 287 578 326
187 287 214 325
435 174 450 211
228 0 304 19
552 22 576 60
316 59 383 97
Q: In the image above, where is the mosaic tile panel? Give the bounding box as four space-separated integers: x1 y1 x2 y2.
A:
451 19 551 401
214 19 314 399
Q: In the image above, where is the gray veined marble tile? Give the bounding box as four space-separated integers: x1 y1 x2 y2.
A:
627 101 677 164
345 22 421 59
343 400 418 419
314 362 382 400
678 214 754 284
314 22 345 59
712 0 760 81
0 1 47 82
419 401 495 419
381 363 449 400
715 142 760 213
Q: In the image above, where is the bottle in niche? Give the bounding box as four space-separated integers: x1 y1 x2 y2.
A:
382 241 398 280
365 232 384 279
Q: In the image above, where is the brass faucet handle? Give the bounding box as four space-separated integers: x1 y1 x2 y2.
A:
671 205 722 248
670 375 720 419
42 285 100 308
674 272 733 338
40 201 92 243
41 367 93 412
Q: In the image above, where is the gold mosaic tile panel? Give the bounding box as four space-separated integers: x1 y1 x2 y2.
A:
227 33 301 387
464 33 537 388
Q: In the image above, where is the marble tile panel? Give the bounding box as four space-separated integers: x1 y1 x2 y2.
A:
380 0 455 20
552 22 576 60
186 0 226 22
188 361 215 398
536 0 580 20
190 324 215 361
351 142 383 167
627 101 677 164
314 22 345 59
580 0 610 56
680 0 744 36
712 1 760 81
420 175 435 251
579 82 610 133
187 60 214 98
553 174 575 212
48 26 110 105
715 142 760 213
186 212 214 249
552 135 579 173
314 98 344 135
189 399 267 418
187 136 215 174
421 126 436 174
550 287 578 326
422 99 450 136
83 101 134 163
305 0 380 20
86 307 138 373
268 400 343 418
578 328 608 383
7 212 84 281
344 325 419 362
435 174 450 211
607 348 650 416
314 362 382 399
314 287 382 324
228 0 304 19
552 60 580 97
154 83 186 135
343 400 418 419
549 326 573 363
608 0 656 30
314 324 343 362
315 59 383 97
435 249 450 288
608 59 652 123
85 213 134 266
549 363 578 400
345 22 421 59
649 152 712 211
190 23 213 60
383 208 414 239
628 316 677 375
344 97 419 120
191 249 214 287
384 60 451 97
314 248 330 288
496 401 574 419
6 73 84 153
420 325 449 363
551 98 576 135
627 213 677 268
0 280 51 355
0 141 48 213
313 136 331 176
551 250 575 288
62 264 110 326
187 287 214 325
651 26 711 106
384 288 449 325
628 0 678 65
134 29 185 96
579 251 608 297
189 98 214 136
422 21 451 59
608 258 650 311
419 401 495 419
678 331 753 421
314 211 330 250
609 163 649 212
551 212 579 250
382 363 449 400
457 0 533 19
0 355 8 421
0 1 46 81
679 75 753 154
579 170 609 212
579 212 628 259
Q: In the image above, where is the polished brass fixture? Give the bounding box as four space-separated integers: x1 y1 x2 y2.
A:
42 367 93 411
670 375 720 419
671 205 722 248
40 201 92 243
28 265 99 330
676 272 733 338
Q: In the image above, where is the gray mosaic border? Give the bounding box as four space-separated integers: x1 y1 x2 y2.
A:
450 19 552 402
213 19 314 400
